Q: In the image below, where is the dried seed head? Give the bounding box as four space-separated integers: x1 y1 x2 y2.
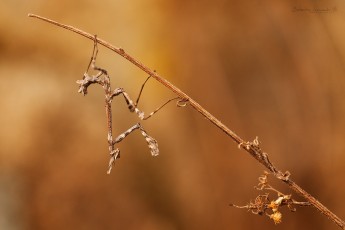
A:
270 211 282 224
268 200 280 213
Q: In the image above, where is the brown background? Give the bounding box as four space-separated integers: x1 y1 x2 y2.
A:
1 0 345 229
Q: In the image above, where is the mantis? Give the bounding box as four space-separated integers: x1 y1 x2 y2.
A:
76 36 186 174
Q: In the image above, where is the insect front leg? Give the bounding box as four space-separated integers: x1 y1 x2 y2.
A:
107 123 159 174
109 88 145 119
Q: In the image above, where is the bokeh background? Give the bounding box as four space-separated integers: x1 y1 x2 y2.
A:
1 0 345 229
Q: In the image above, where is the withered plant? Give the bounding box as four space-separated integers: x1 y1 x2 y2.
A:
28 14 345 229
230 171 311 224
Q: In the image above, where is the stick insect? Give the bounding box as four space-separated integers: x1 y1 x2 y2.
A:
76 36 186 174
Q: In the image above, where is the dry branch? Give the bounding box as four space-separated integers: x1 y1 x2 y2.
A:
28 13 345 229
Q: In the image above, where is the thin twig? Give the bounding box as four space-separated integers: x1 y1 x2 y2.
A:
28 13 345 229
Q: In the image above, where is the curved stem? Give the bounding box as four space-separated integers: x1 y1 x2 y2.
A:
28 13 345 229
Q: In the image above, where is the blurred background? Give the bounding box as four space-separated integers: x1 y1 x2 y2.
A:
1 0 345 229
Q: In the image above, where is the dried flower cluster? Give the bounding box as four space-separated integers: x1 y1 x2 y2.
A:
230 172 310 224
